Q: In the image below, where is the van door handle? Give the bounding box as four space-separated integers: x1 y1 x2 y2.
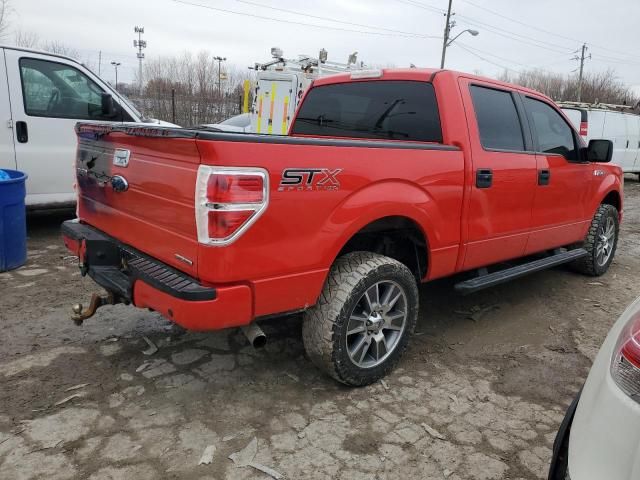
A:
16 121 28 143
476 169 493 188
538 169 551 186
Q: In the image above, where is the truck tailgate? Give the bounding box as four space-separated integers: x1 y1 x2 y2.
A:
75 125 201 277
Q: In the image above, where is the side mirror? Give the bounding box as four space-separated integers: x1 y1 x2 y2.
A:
586 139 613 163
101 93 117 117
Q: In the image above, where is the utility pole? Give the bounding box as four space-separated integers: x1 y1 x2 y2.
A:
134 26 147 95
573 43 591 102
111 61 121 92
214 56 226 96
98 51 102 76
440 0 454 69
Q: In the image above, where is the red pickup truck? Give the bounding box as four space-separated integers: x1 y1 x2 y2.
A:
62 68 622 386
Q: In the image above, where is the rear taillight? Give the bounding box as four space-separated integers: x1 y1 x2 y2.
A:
611 310 640 402
579 121 588 137
196 166 269 246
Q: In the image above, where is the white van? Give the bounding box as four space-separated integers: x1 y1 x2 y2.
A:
0 45 174 209
561 103 640 175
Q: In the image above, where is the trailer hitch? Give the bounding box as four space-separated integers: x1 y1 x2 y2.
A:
71 292 118 325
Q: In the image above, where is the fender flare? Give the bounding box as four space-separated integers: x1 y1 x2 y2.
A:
321 180 438 269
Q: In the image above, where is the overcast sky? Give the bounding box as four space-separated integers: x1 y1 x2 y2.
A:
8 0 640 93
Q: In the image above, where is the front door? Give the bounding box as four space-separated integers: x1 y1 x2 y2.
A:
4 49 133 207
459 80 537 270
522 95 592 254
0 49 16 170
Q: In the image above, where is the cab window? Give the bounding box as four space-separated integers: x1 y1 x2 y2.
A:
291 81 443 143
19 58 131 121
470 85 525 152
525 97 578 161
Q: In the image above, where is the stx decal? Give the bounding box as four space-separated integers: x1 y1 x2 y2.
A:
279 168 343 192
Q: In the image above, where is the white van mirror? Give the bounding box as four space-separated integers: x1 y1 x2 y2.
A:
101 93 117 118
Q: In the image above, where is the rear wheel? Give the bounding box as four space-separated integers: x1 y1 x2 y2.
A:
572 204 619 276
302 252 418 386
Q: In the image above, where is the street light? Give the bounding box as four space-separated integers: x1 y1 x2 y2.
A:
441 28 479 68
111 61 121 91
446 29 479 47
213 56 226 96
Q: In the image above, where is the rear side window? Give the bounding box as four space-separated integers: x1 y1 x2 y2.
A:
525 97 577 161
291 81 442 142
470 85 525 151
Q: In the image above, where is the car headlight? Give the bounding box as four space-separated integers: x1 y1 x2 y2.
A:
611 310 640 402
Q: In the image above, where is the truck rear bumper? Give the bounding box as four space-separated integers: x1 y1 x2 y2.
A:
61 220 253 331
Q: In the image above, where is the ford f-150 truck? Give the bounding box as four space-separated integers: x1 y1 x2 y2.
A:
61 68 622 386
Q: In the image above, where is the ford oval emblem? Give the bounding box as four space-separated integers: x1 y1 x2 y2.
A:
111 175 129 192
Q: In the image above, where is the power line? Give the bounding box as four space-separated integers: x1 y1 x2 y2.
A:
455 43 517 72
457 42 572 71
458 0 640 62
169 0 439 38
393 0 574 54
230 0 430 37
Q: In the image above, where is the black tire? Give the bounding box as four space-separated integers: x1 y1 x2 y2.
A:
302 252 419 386
572 204 619 276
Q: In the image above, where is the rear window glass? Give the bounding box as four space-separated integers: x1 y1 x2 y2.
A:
470 85 525 151
291 81 443 143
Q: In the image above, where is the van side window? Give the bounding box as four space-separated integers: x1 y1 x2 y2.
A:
19 58 130 121
525 97 578 161
291 81 443 142
470 85 525 151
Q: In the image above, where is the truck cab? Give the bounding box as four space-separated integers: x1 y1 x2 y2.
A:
0 45 173 209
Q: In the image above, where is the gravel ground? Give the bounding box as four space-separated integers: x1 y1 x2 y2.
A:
1 177 639 480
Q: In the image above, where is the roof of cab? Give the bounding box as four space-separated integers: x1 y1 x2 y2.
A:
312 67 553 102
0 44 81 65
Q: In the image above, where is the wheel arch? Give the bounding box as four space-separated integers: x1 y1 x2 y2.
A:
601 189 621 212
336 215 430 281
319 181 440 282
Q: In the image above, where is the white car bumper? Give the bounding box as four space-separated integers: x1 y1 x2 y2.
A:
568 298 640 480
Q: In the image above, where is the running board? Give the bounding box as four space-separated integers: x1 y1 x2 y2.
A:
455 248 589 294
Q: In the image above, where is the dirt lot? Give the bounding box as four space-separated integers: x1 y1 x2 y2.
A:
1 177 639 480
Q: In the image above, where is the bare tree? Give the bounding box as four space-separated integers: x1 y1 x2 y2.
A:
41 40 80 60
131 51 254 126
499 68 639 106
13 29 39 48
0 0 11 39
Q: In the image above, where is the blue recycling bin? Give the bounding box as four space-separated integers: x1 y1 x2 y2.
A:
0 169 28 272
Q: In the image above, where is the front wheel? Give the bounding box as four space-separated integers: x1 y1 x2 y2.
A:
572 204 619 276
302 252 419 386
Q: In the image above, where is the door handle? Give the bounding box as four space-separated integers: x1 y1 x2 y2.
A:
476 169 493 188
538 169 551 186
16 121 28 143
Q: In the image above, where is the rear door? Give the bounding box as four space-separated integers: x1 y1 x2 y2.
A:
251 73 298 135
4 49 135 207
522 95 592 253
624 114 640 173
602 111 629 171
459 80 537 270
0 48 16 170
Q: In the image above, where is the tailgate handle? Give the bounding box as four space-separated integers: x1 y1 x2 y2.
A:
16 121 28 143
476 169 493 188
538 169 551 186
